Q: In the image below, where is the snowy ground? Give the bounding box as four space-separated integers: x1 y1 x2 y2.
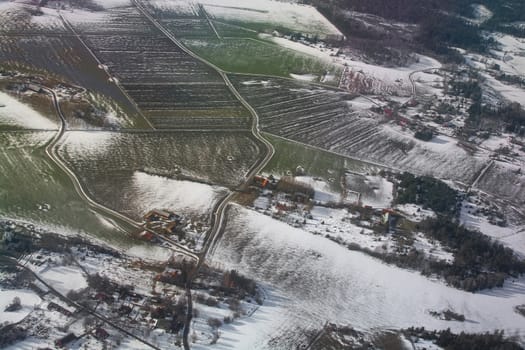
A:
210 206 525 349
146 0 198 16
460 197 525 256
253 196 450 261
200 0 342 39
345 173 393 208
0 289 41 325
38 265 88 295
267 36 441 96
295 176 340 203
395 203 436 223
130 171 228 218
0 91 57 130
354 123 489 184
468 4 493 25
464 33 525 105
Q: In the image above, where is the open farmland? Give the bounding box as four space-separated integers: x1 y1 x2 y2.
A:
142 0 344 40
0 7 149 128
0 4 67 34
161 18 216 38
210 206 525 349
0 131 138 245
57 131 260 220
0 34 145 125
0 90 58 131
61 4 252 129
140 0 342 82
183 38 342 83
232 75 490 184
65 7 158 35
263 134 382 193
475 161 525 207
212 20 259 38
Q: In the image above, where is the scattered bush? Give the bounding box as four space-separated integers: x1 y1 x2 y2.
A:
4 297 21 312
404 327 523 350
207 317 222 328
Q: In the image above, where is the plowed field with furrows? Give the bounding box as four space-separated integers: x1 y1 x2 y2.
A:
84 34 182 52
0 6 66 34
231 75 379 150
95 51 221 84
124 84 240 109
62 5 250 129
71 8 157 35
0 35 146 126
161 18 215 38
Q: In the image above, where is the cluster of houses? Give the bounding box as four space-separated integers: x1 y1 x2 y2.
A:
139 209 185 241
53 327 109 348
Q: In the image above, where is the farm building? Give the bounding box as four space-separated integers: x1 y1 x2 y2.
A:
47 301 73 317
143 209 180 222
25 84 43 93
139 230 155 241
253 175 270 188
94 327 110 340
54 333 77 348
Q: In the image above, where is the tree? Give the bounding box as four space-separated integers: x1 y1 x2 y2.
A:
4 297 21 312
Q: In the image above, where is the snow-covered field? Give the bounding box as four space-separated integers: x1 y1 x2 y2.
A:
38 265 88 294
131 171 228 217
0 2 66 33
201 0 342 39
460 196 525 256
345 173 393 208
264 35 441 96
464 33 525 105
0 289 41 325
475 160 525 208
395 203 436 222
295 176 340 203
351 123 489 184
469 4 493 25
146 0 198 15
210 206 525 349
0 92 57 129
339 54 441 96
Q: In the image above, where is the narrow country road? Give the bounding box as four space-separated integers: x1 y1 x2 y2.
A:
38 84 199 261
130 1 275 348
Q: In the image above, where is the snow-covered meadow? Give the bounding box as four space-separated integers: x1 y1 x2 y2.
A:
0 289 41 325
0 92 57 130
210 206 525 349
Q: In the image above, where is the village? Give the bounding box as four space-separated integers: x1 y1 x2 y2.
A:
0 220 263 349
245 168 510 269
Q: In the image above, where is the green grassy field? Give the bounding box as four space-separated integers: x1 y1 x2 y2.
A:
0 131 138 246
263 134 383 192
183 37 341 83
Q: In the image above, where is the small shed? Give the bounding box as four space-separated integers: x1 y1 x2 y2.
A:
55 333 77 348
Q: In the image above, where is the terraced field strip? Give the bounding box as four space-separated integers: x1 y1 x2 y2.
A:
228 75 391 159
